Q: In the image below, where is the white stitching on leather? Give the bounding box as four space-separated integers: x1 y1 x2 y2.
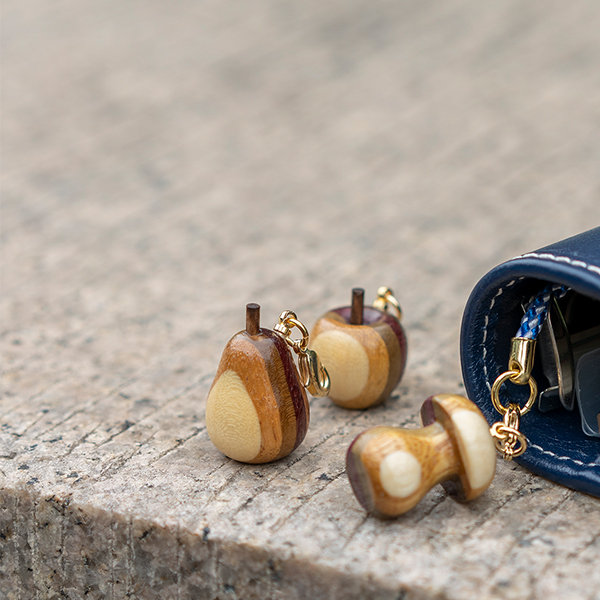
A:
481 252 600 469
482 279 517 392
484 289 503 388
513 252 600 277
528 443 599 467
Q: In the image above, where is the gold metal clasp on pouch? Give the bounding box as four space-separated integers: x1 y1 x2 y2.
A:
490 337 538 459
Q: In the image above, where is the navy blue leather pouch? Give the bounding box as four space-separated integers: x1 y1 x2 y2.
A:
461 227 600 496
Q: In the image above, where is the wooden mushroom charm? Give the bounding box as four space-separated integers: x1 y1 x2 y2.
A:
310 287 407 409
346 394 496 517
205 303 310 463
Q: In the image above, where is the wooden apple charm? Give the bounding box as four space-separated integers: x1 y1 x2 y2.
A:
346 394 496 518
206 303 310 463
310 287 407 409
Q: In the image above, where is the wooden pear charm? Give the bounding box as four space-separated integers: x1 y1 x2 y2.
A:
346 394 496 518
206 303 310 463
310 287 407 409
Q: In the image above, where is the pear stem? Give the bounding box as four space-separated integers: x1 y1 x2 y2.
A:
246 303 261 335
350 288 365 325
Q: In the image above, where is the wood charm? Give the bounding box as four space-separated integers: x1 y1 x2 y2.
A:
310 287 407 409
346 394 496 518
206 304 310 463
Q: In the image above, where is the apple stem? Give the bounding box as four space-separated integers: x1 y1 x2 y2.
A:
350 288 365 325
246 303 261 335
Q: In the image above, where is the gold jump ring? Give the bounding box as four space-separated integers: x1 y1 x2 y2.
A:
490 370 538 416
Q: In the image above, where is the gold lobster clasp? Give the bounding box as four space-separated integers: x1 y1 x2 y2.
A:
274 310 330 397
299 349 330 397
373 286 403 321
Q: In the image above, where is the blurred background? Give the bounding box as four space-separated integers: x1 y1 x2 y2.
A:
2 0 599 400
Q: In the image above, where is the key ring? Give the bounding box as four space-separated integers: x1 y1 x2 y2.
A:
490 368 538 417
273 310 309 353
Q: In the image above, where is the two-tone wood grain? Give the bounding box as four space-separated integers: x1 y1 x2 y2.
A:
310 289 407 409
206 304 309 463
346 394 496 518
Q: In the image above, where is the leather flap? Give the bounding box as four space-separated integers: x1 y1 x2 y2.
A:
460 227 600 496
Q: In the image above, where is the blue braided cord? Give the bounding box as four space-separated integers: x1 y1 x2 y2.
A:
516 284 568 339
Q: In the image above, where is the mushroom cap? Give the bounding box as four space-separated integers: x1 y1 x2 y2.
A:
420 394 496 500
